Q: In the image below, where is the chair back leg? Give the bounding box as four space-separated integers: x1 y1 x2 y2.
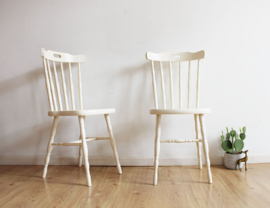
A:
43 116 59 178
194 114 202 169
154 115 162 185
79 116 91 186
199 114 212 184
104 114 122 174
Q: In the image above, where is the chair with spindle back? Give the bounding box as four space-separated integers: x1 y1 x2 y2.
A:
145 50 212 185
41 48 122 186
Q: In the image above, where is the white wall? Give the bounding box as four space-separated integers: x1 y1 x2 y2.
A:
1 0 270 165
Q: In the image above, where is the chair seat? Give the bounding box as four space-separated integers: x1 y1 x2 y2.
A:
149 108 211 115
48 108 115 116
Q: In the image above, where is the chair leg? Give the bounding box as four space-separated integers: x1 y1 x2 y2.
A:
43 116 59 178
199 114 212 184
194 114 202 169
78 116 91 187
78 117 85 167
154 114 162 186
104 114 122 174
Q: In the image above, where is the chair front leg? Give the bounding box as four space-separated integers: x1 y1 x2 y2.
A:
43 116 59 178
78 116 91 186
199 114 212 184
104 114 122 174
78 117 85 167
154 114 162 185
194 114 202 169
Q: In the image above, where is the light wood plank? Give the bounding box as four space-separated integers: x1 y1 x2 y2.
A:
1 164 270 207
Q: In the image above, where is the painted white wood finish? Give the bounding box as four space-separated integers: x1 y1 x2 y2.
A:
146 50 212 185
41 48 122 186
150 109 211 114
153 114 162 186
104 114 122 174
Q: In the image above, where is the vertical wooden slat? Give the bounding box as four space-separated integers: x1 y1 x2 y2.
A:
179 62 182 109
68 63 75 110
151 61 158 109
60 62 69 110
159 62 166 109
46 60 58 111
196 60 200 108
43 58 53 111
187 61 191 109
169 61 174 109
78 63 83 110
52 61 63 111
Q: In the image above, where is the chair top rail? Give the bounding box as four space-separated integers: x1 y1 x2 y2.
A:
146 50 205 62
41 48 85 63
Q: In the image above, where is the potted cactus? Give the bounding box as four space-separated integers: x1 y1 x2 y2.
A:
221 127 246 169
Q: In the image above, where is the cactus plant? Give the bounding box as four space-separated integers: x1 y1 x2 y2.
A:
221 127 246 153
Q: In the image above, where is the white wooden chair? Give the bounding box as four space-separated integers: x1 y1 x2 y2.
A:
41 48 122 186
145 51 212 185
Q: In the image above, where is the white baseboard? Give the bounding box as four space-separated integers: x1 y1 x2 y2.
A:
0 155 269 166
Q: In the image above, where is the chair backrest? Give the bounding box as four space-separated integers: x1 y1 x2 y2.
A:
41 48 85 111
145 51 205 109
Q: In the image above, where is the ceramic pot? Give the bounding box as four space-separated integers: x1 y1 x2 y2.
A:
224 152 245 170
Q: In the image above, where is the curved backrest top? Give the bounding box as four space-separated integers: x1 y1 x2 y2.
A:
41 48 85 63
145 50 205 62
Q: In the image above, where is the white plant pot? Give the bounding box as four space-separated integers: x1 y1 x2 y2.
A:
224 152 245 170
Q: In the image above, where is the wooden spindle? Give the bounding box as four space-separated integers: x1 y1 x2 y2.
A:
43 58 53 111
151 60 158 109
52 61 63 111
169 61 174 109
78 63 83 110
46 60 58 111
159 62 166 109
68 63 75 110
187 61 191 109
60 62 69 110
196 60 200 108
179 62 182 109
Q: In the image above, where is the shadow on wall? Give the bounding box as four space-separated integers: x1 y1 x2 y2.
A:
0 68 54 158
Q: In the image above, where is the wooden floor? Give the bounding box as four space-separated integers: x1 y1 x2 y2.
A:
0 164 270 208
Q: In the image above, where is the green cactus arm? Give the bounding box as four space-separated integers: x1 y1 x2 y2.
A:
240 133 246 140
235 139 244 152
239 128 241 133
221 135 224 142
230 130 236 137
243 126 246 133
222 140 232 152
226 127 228 133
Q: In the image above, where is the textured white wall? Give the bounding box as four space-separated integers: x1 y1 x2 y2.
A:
1 0 270 165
